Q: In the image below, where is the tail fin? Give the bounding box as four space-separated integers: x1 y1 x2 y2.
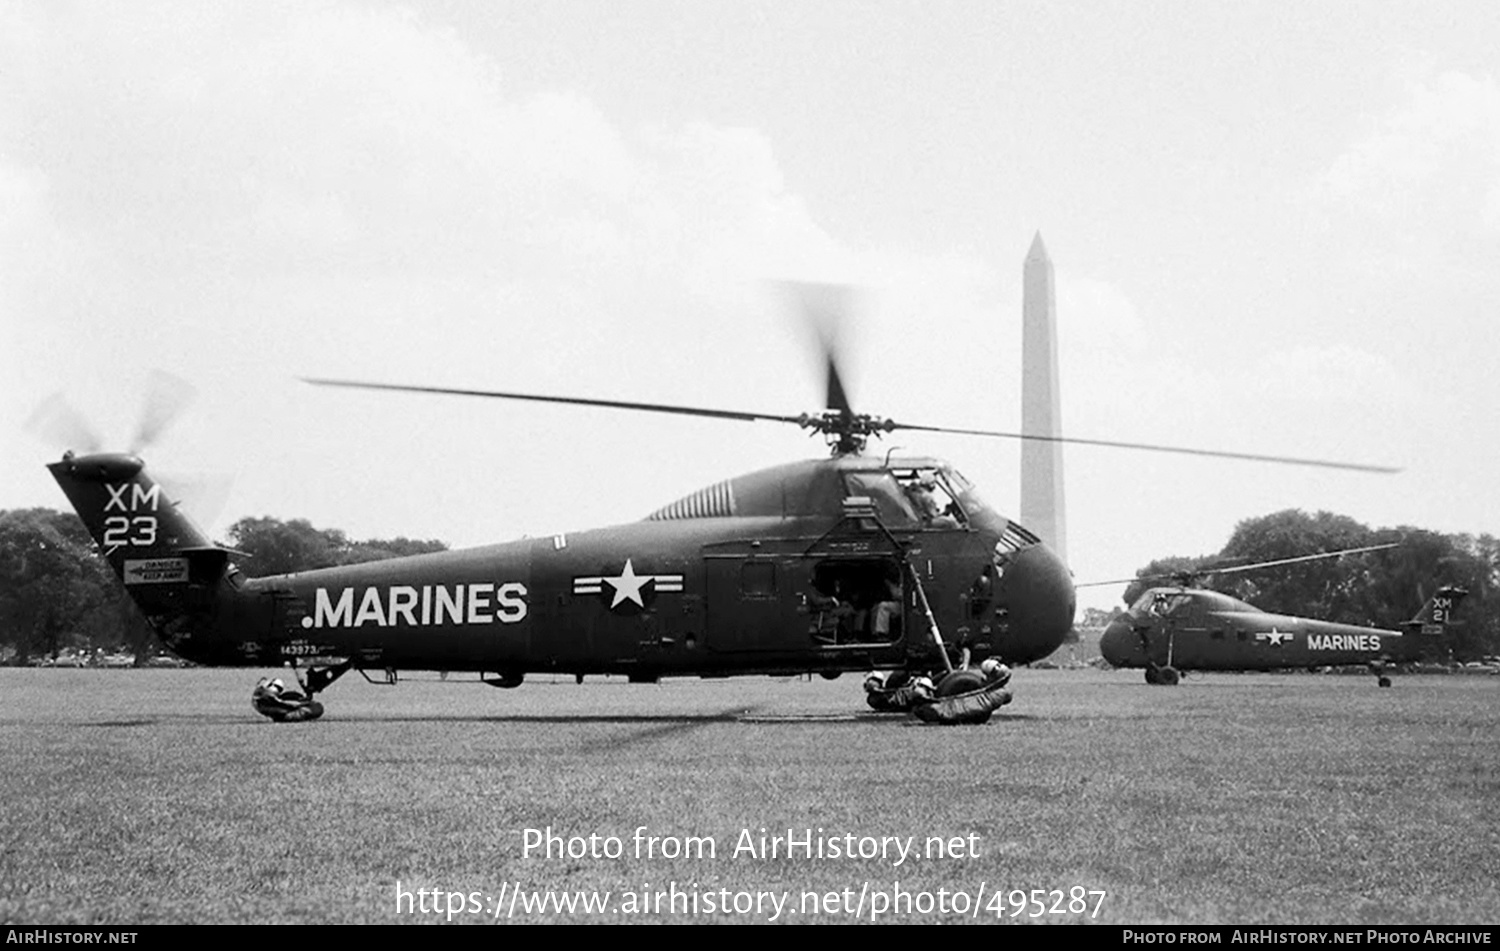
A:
1406 586 1469 631
46 452 235 618
48 452 209 562
1403 585 1469 664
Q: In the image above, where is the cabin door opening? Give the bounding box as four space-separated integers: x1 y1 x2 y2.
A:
805 556 908 647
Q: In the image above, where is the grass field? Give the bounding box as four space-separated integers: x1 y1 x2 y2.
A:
1 666 1496 925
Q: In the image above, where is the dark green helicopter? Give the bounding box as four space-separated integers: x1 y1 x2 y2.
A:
1093 547 1467 687
42 290 1396 723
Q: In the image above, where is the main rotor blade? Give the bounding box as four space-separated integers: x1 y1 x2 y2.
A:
1207 543 1401 577
886 421 1401 474
825 352 852 416
1076 575 1164 589
302 378 808 426
1077 543 1402 589
774 280 855 415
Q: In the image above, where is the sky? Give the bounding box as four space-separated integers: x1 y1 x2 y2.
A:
3 0 1498 610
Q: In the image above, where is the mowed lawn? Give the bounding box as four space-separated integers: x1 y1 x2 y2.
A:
0 667 1495 925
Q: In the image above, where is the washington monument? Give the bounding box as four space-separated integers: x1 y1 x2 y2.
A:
1021 232 1067 563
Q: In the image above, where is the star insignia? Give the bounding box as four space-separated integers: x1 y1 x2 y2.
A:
1257 627 1292 647
605 558 650 609
573 559 685 614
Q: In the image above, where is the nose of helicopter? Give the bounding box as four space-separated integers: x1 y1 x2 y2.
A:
999 542 1076 664
1099 616 1139 667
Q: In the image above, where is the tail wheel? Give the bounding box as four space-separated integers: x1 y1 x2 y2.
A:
1377 676 1392 688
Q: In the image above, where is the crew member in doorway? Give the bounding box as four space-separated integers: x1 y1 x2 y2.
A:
872 563 903 640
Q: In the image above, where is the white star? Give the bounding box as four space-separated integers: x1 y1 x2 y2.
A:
605 558 651 609
1261 627 1291 646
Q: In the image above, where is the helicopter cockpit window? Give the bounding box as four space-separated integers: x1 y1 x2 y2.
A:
893 469 964 528
841 472 919 527
1132 590 1191 617
944 468 987 516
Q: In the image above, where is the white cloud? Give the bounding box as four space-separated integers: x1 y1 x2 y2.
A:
0 1 1011 544
1057 276 1146 355
2 3 863 292
1324 69 1500 236
1254 345 1397 402
0 162 60 280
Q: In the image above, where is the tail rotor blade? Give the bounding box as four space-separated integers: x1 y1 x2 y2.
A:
155 470 235 531
131 370 197 454
25 394 103 454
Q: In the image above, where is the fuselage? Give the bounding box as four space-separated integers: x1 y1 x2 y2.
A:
1099 588 1416 672
71 453 1076 679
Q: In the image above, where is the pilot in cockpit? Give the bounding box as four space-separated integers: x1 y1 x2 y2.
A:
904 473 959 528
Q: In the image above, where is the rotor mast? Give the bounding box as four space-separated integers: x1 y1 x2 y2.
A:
799 410 897 456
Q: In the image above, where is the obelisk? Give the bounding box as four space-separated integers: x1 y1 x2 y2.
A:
1021 232 1067 563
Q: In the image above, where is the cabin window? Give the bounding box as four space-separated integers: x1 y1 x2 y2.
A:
741 562 776 598
996 521 1041 553
1210 630 1224 640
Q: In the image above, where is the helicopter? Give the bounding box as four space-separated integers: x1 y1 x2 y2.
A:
39 288 1399 723
1093 547 1469 687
